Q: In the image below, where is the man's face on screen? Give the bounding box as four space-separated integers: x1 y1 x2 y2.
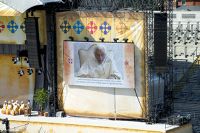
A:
95 49 105 64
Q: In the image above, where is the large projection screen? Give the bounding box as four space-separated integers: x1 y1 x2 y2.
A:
63 41 135 89
56 11 146 119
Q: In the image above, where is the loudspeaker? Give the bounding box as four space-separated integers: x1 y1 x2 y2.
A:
154 13 167 67
25 17 41 69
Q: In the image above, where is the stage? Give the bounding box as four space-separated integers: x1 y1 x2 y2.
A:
0 111 192 133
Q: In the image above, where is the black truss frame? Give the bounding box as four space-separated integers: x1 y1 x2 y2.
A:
43 0 174 120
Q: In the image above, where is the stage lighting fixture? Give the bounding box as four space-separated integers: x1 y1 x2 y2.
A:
37 69 42 75
190 53 195 56
99 37 105 42
123 38 128 43
113 38 119 42
12 57 19 64
27 68 33 75
69 36 74 41
179 53 184 56
177 36 181 40
84 37 89 41
24 57 29 63
12 57 16 63
18 69 24 76
184 41 187 45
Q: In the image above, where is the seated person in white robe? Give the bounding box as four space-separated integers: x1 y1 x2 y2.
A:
77 45 121 79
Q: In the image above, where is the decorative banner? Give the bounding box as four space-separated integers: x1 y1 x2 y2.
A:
86 21 97 34
20 21 25 32
0 10 47 45
56 11 145 119
60 20 71 33
56 11 144 42
63 41 135 88
73 20 84 34
99 21 111 35
0 21 5 33
7 20 18 33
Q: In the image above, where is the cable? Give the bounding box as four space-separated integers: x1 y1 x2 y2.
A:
113 88 117 120
133 88 147 117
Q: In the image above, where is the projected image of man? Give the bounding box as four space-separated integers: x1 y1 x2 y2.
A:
77 45 121 79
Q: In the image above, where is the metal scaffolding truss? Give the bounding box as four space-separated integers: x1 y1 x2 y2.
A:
145 9 154 122
145 0 174 123
78 0 166 11
46 10 57 116
42 0 174 120
165 0 174 116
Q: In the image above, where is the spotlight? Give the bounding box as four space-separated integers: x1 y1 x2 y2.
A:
113 38 119 42
37 69 42 75
123 38 128 43
99 37 105 42
69 36 74 41
84 37 89 42
177 36 181 40
12 57 17 63
12 57 19 64
18 69 24 76
27 68 33 75
24 57 29 63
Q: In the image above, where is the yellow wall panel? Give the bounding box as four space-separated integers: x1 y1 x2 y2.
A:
0 55 35 105
56 11 146 119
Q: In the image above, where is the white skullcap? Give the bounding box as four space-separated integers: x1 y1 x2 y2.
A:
94 44 106 54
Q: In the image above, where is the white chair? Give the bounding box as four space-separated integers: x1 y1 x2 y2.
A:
78 44 97 67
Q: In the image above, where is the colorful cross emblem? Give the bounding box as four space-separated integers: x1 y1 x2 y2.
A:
73 20 84 34
20 22 25 32
100 21 111 35
0 21 5 33
116 21 128 34
60 20 71 34
86 21 97 34
7 20 18 33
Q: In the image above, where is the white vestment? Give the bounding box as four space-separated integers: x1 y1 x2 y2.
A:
77 56 121 79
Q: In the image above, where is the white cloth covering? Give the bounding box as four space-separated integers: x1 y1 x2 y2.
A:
0 0 62 13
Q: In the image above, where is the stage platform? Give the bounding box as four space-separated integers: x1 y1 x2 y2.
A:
0 111 192 133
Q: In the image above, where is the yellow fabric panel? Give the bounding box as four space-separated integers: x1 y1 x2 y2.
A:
56 11 146 119
0 10 47 45
0 55 35 105
57 11 144 42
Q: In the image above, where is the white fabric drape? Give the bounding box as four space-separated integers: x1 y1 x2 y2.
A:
0 2 20 16
0 0 63 14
